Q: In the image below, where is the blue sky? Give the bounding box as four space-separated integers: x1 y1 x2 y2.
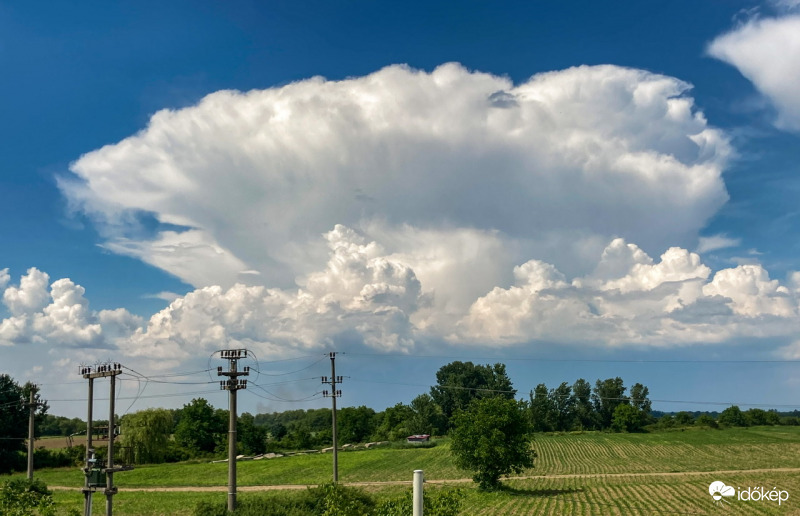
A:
2 0 800 419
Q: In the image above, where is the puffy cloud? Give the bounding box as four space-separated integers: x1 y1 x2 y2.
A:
709 15 800 131
124 225 423 359
5 230 800 356
3 268 50 316
455 239 799 347
0 270 141 348
63 63 730 291
702 265 796 317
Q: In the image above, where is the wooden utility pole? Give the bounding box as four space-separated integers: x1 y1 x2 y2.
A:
26 385 38 479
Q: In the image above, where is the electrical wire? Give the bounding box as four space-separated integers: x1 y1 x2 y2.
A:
244 388 324 403
249 355 327 376
345 352 800 364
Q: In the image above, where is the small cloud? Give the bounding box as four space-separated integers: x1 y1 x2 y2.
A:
238 270 261 276
144 291 181 303
747 248 763 256
771 0 800 13
696 234 740 254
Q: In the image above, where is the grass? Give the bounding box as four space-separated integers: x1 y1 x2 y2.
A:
11 426 800 515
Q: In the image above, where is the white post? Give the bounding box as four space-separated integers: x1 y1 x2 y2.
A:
413 469 424 516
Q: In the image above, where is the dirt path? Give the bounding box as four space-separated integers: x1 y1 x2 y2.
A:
48 467 800 493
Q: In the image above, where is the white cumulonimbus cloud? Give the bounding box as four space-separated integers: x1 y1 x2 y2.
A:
5 61 793 361
62 63 730 296
709 15 800 131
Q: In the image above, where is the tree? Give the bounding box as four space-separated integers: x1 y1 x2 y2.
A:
592 377 627 429
719 406 748 427
119 408 173 464
450 397 535 490
549 382 575 432
674 412 694 426
338 406 376 444
571 379 595 430
174 398 226 455
528 384 554 432
430 362 515 425
0 375 47 474
373 403 414 441
238 413 267 455
408 394 447 436
612 404 642 432
629 383 652 427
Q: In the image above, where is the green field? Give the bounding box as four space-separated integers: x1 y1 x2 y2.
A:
13 426 800 515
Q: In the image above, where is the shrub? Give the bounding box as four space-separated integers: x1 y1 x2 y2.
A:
376 488 464 516
0 478 55 516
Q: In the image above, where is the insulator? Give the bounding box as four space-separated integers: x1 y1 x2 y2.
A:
217 366 222 374
321 376 327 383
244 366 249 373
337 376 342 382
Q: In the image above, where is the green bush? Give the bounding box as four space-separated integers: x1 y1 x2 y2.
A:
192 484 462 516
193 483 374 516
33 446 85 469
376 488 464 516
0 478 55 516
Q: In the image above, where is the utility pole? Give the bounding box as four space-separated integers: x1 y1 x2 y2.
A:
26 384 40 479
321 352 342 483
80 363 132 516
217 349 249 513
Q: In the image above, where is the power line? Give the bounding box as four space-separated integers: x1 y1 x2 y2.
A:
345 352 800 364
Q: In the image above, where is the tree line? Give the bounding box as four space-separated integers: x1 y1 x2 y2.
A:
2 365 799 473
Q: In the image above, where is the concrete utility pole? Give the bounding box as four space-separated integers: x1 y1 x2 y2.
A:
27 385 39 479
80 363 132 516
217 349 250 513
106 372 116 516
321 352 343 483
413 470 424 516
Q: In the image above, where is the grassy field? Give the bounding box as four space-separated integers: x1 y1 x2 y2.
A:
13 426 800 515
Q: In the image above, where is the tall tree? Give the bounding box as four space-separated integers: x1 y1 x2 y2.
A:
430 361 515 424
629 383 652 427
592 377 628 429
238 413 267 455
408 393 447 436
119 408 173 464
529 384 554 432
338 406 376 444
174 398 226 455
0 375 47 474
450 397 535 490
571 379 595 430
549 382 575 431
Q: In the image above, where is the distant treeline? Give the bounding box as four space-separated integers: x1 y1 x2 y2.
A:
8 362 798 470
